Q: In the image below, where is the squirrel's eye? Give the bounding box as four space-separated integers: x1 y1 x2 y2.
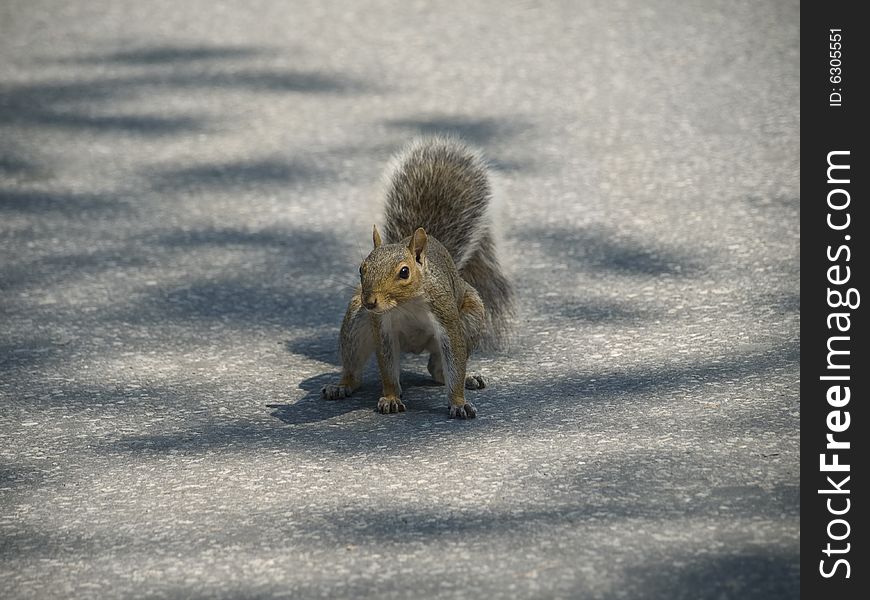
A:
359 265 364 276
399 266 410 279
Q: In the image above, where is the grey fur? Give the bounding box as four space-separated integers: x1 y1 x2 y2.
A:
381 136 515 350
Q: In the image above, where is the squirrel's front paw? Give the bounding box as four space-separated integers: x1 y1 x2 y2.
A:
377 396 406 414
449 402 477 419
321 384 353 400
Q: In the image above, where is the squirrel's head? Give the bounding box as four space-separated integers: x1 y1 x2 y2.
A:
358 225 427 313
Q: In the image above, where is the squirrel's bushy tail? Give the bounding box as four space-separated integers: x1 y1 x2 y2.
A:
382 136 514 350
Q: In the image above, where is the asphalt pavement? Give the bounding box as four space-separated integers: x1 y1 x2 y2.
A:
1 1 800 598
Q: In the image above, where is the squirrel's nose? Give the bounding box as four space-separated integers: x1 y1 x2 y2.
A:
363 296 378 310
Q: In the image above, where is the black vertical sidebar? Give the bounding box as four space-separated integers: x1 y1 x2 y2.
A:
801 2 867 598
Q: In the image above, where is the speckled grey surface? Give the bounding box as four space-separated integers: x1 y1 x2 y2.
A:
1 1 799 598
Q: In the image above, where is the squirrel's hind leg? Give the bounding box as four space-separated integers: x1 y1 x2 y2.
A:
427 352 446 385
428 351 486 389
458 286 487 391
322 295 373 400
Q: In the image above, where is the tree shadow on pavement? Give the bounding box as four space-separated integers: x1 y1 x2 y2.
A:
0 469 798 599
621 550 799 600
90 332 799 457
149 160 327 192
386 115 527 147
105 226 359 328
512 224 703 277
1 43 370 136
61 44 267 65
0 188 127 217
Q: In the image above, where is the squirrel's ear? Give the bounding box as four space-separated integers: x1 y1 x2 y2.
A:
409 227 427 264
372 224 383 249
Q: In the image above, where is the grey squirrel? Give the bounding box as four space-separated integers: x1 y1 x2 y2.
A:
320 136 514 418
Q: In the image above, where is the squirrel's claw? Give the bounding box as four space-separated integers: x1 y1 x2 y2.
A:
321 384 353 400
377 396 406 414
464 374 487 390
449 402 477 419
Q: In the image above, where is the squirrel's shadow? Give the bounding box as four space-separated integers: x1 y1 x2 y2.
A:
269 368 445 425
